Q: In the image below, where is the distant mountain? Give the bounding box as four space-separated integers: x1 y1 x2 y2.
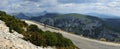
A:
25 11 48 17
87 13 120 18
88 13 120 32
11 11 48 19
29 13 120 42
12 13 29 19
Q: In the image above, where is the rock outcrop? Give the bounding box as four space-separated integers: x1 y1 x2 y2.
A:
0 20 54 49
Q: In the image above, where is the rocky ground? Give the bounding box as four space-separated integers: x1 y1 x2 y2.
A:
0 20 54 49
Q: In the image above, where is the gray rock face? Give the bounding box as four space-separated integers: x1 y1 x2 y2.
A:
0 20 54 49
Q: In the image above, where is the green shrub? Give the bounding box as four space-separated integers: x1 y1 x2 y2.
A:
27 24 43 33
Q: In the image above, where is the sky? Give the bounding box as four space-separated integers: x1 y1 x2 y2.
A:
0 0 120 16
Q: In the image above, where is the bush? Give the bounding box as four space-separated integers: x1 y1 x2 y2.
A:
27 24 43 33
43 31 58 46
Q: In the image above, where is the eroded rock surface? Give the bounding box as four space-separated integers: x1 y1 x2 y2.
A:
0 20 54 49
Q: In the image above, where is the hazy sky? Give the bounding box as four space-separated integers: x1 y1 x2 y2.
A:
0 0 120 16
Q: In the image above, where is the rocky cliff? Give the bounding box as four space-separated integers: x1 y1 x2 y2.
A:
0 20 54 49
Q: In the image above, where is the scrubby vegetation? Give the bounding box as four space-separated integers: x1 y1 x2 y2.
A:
0 11 78 49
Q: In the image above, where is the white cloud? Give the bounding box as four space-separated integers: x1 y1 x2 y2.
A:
0 0 120 16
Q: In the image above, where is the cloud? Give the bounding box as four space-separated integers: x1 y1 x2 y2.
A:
0 0 59 13
0 0 120 16
58 0 97 4
24 0 41 2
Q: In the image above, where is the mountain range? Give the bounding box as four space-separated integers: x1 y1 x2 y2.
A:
12 12 120 42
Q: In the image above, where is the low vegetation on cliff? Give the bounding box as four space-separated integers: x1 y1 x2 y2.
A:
0 11 78 49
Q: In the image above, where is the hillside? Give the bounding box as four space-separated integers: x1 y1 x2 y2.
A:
29 13 120 42
0 11 78 49
24 20 120 49
103 18 120 32
0 20 54 49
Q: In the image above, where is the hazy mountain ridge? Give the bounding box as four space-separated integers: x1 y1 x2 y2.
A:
11 13 30 19
87 13 120 18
